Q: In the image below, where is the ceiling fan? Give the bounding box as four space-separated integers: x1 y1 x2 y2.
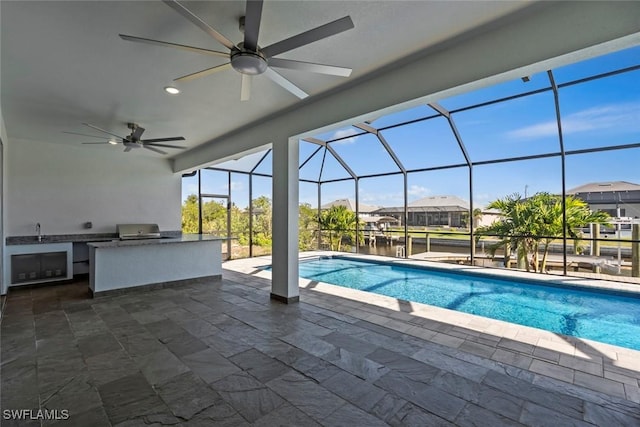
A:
119 0 354 101
64 122 186 155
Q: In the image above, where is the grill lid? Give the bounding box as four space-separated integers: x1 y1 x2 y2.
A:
117 223 161 240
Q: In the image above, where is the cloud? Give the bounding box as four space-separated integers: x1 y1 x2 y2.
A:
360 192 403 206
331 128 360 144
473 193 492 207
407 185 431 197
219 181 245 192
183 183 198 199
359 185 430 206
507 122 558 139
506 102 640 139
185 183 198 193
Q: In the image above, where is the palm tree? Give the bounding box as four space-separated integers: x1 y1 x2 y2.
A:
533 193 610 272
318 205 361 251
477 193 539 271
472 208 483 228
476 192 610 273
461 208 483 229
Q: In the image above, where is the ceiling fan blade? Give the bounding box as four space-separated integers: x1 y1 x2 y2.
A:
162 0 236 50
81 142 112 145
63 131 107 139
261 16 354 58
268 58 352 77
144 143 187 149
263 68 308 99
240 74 252 101
243 0 264 52
119 34 229 58
131 126 145 141
141 137 186 143
83 123 124 139
124 146 133 152
174 62 232 82
144 145 168 155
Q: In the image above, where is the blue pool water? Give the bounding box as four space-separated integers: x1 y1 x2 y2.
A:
296 257 640 350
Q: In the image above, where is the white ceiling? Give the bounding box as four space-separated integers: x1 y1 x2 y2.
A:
0 0 533 158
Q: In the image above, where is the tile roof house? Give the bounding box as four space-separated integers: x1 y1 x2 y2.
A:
568 181 640 218
373 195 470 227
321 198 380 215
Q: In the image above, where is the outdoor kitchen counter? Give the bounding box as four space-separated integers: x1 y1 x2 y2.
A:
88 234 224 296
86 234 225 248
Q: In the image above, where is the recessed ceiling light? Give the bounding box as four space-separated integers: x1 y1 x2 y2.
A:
164 86 180 95
108 139 118 145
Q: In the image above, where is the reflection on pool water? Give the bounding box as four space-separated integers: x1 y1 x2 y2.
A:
296 256 640 351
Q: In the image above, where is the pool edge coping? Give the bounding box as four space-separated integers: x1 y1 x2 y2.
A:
224 251 640 358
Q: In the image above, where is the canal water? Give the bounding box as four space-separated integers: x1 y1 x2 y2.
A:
356 242 473 257
354 240 633 276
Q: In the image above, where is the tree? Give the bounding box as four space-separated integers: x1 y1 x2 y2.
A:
201 199 227 235
533 193 610 271
181 195 232 236
182 195 340 255
476 193 535 270
182 194 200 233
252 196 273 246
472 208 483 228
299 203 318 250
318 205 362 251
476 192 610 273
462 208 484 229
230 203 249 245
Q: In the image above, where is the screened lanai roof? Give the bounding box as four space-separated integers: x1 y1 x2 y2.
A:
373 196 470 214
408 196 470 210
568 182 640 194
374 206 469 214
202 43 640 209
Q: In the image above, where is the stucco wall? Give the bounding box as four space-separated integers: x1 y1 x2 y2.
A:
6 138 181 236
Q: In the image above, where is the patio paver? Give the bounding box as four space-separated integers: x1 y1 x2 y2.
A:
1 254 639 425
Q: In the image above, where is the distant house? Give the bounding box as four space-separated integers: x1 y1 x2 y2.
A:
321 199 398 230
373 195 470 227
320 198 379 216
568 181 640 219
360 215 401 232
476 208 502 228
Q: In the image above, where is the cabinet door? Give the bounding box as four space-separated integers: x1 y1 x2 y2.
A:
11 254 41 283
41 252 67 278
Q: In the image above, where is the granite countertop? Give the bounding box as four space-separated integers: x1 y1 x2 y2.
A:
87 234 228 248
6 231 181 245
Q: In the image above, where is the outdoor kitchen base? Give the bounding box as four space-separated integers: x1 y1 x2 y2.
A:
88 235 225 294
89 274 222 298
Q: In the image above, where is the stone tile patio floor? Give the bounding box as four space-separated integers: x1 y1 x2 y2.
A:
1 267 640 426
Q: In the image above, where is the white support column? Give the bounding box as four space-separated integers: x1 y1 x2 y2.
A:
271 137 299 303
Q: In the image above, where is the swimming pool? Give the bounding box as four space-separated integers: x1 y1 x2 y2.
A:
297 256 640 350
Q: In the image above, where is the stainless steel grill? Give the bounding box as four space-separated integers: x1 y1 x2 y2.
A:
117 224 161 240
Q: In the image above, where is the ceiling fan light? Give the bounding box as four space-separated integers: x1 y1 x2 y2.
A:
231 51 268 75
164 86 180 95
108 139 118 145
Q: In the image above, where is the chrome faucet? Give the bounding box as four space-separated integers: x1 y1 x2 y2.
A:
36 223 42 242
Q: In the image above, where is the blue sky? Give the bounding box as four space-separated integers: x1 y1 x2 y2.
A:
183 45 640 210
